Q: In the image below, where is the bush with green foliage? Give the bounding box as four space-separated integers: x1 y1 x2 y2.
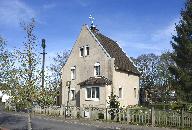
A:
107 91 120 120
98 112 104 120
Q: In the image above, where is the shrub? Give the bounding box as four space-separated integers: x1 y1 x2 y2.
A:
107 92 120 120
98 112 104 119
77 112 81 119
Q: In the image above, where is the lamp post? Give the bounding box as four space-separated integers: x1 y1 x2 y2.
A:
40 39 47 106
41 39 46 90
66 81 71 116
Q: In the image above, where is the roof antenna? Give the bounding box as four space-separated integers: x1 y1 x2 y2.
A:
89 14 95 27
89 14 99 33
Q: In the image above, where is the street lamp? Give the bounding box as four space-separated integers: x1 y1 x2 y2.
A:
40 39 47 106
66 81 71 117
41 39 46 90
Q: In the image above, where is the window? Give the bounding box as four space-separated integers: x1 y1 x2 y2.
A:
87 88 91 98
94 62 100 76
71 89 75 100
134 88 137 98
119 88 122 98
80 47 84 57
86 87 100 100
71 66 76 80
85 46 89 56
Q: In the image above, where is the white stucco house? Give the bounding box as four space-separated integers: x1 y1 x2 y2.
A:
61 23 140 108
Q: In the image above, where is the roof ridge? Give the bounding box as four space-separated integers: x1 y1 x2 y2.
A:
86 25 111 58
96 33 129 59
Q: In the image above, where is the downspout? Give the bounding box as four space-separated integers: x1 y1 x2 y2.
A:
110 58 115 93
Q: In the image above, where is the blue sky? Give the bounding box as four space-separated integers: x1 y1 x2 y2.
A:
0 0 185 60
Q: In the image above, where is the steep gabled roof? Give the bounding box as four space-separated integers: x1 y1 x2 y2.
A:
78 76 112 86
92 32 140 75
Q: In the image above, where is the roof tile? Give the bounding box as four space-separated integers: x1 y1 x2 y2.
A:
78 76 112 86
93 32 140 75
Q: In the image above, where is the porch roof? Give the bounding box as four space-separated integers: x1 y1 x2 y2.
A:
78 76 112 86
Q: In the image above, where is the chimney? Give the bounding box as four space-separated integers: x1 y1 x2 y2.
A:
90 25 99 33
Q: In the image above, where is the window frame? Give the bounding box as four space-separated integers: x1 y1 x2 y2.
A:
79 47 84 57
119 87 123 98
85 45 89 56
134 88 137 98
94 62 100 76
85 86 100 101
71 89 75 100
71 66 76 80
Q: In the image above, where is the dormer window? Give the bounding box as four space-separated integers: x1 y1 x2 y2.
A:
85 46 89 56
94 62 100 76
80 47 84 57
71 66 76 80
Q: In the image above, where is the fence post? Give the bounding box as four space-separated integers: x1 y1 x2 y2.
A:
181 108 184 128
44 107 46 114
151 107 155 127
127 108 130 124
60 105 63 116
48 107 50 115
40 106 42 114
46 107 48 114
33 107 35 115
89 107 92 119
49 107 51 115
116 108 119 122
80 107 83 118
105 108 108 121
64 105 66 119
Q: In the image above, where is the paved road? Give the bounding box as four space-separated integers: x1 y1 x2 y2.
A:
0 112 28 130
0 112 114 130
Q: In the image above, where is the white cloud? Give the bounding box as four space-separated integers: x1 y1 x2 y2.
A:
111 33 161 52
117 40 163 56
109 18 180 57
128 42 161 51
76 0 90 7
43 3 56 10
151 18 180 42
0 0 35 27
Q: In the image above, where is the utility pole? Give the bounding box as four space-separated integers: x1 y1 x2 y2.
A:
41 39 46 89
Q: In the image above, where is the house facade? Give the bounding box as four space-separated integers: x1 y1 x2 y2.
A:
61 24 140 108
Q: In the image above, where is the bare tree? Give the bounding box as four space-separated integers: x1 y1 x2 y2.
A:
49 51 69 105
